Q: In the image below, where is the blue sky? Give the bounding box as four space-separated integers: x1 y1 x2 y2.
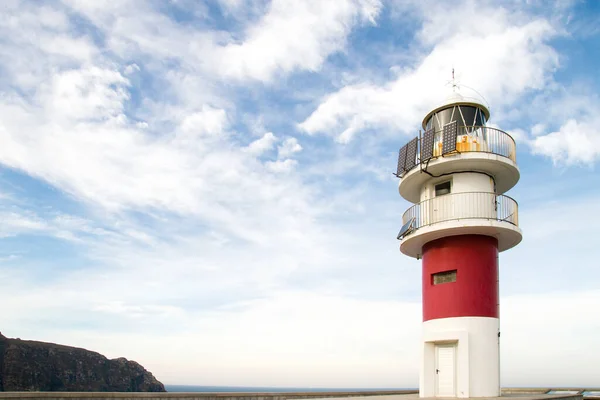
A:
1 0 599 389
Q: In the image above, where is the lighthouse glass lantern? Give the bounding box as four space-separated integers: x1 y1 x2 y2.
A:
395 91 522 398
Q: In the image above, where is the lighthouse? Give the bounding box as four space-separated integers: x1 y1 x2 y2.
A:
395 89 522 398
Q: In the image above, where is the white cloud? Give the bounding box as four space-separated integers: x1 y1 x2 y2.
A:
179 106 229 138
0 211 47 236
525 90 600 165
43 67 129 122
0 205 113 244
0 8 337 356
298 2 558 143
1 290 422 387
62 0 381 83
3 285 599 387
504 128 528 144
0 52 316 246
0 131 300 267
501 290 600 387
244 132 278 156
531 123 547 136
530 118 600 166
0 3 98 89
278 137 303 159
216 0 382 81
266 158 298 173
94 301 185 320
123 63 140 75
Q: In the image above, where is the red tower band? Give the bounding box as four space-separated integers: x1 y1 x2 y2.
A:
422 235 499 321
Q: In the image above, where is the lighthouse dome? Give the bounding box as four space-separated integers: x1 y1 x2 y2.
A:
421 91 490 132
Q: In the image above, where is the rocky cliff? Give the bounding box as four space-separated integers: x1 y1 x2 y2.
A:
0 332 165 392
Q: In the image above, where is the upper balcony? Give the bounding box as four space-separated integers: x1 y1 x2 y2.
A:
396 191 522 259
396 124 520 203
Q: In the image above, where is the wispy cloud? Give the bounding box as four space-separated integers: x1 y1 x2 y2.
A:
298 1 559 143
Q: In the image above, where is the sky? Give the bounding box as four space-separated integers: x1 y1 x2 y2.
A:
0 0 599 389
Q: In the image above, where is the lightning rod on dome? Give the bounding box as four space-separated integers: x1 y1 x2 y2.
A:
446 68 491 111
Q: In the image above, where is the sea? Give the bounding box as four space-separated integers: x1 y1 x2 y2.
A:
165 386 414 393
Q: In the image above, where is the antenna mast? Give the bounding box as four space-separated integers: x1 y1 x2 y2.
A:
451 68 458 93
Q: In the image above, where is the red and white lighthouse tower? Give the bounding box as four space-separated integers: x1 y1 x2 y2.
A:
395 90 522 398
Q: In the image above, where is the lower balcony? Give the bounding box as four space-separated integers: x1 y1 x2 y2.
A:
397 192 522 259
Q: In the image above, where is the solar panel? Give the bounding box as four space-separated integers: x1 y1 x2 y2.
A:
420 128 435 162
404 137 418 171
396 217 415 240
442 121 458 154
396 144 408 176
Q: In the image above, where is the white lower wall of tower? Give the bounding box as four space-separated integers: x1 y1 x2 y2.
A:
419 317 500 398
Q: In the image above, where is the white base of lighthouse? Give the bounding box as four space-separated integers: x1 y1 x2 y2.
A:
419 317 500 398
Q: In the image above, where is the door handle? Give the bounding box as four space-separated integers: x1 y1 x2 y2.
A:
436 369 439 374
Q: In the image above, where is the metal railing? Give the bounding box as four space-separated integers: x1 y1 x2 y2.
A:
398 125 517 177
401 192 519 235
455 126 516 162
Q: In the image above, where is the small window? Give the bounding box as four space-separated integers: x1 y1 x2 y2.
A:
432 270 457 285
435 181 451 196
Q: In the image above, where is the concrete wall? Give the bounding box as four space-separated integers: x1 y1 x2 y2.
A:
0 391 416 400
0 389 597 400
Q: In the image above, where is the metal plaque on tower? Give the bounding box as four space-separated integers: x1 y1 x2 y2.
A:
404 137 418 171
420 128 435 162
442 121 458 154
396 144 408 176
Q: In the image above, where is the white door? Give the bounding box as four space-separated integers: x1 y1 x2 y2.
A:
435 344 456 397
